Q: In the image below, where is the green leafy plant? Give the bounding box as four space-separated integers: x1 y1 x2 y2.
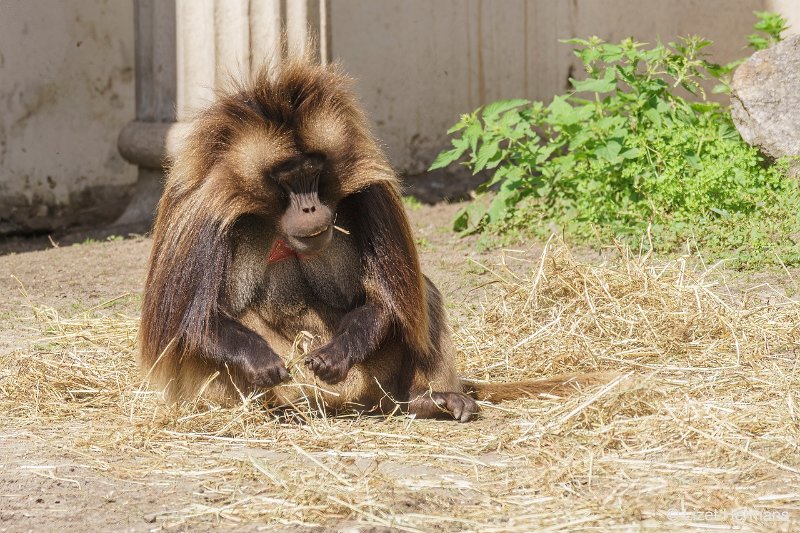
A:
748 10 789 50
430 13 798 267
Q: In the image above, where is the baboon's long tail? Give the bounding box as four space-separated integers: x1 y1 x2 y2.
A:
461 371 623 402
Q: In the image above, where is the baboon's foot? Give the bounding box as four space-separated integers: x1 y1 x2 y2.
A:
409 391 479 422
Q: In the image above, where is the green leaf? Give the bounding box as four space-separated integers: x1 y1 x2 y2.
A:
547 95 573 118
644 107 662 128
749 11 789 49
570 76 617 94
482 99 529 121
599 44 624 62
473 141 501 173
480 166 510 191
487 179 521 223
486 195 507 223
710 207 730 218
452 208 469 232
429 146 466 170
463 121 483 154
452 203 487 235
684 151 701 169
690 102 719 114
596 140 622 162
620 147 642 160
711 83 730 94
717 123 740 141
570 68 617 94
546 95 593 126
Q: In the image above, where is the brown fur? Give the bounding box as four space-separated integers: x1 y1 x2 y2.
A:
138 58 615 422
462 372 621 403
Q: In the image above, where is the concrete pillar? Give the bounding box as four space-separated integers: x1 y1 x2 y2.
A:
115 0 178 227
116 0 329 228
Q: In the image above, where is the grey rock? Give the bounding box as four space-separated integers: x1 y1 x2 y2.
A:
731 35 800 163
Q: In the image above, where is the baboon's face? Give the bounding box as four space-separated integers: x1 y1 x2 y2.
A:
271 153 335 255
221 84 365 256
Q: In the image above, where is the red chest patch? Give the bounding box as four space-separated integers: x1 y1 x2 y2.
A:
268 239 313 264
267 239 297 264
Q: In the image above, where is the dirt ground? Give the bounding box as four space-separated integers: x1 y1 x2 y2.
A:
2 200 798 533
0 201 523 532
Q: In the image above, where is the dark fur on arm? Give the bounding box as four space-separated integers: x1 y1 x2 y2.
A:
349 183 430 353
207 314 289 387
305 303 390 384
139 189 287 398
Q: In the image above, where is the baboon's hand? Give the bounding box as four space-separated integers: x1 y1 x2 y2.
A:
216 320 289 388
305 341 352 384
241 351 290 388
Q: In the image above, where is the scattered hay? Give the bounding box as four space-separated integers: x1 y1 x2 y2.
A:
2 240 799 531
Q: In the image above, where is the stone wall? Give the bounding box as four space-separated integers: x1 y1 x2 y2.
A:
0 0 136 234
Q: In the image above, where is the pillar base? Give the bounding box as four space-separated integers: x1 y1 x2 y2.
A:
111 167 164 230
113 120 191 229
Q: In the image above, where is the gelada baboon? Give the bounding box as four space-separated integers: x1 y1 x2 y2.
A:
138 58 613 422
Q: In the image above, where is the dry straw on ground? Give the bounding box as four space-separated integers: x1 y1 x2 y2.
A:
2 239 799 531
